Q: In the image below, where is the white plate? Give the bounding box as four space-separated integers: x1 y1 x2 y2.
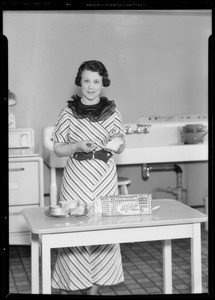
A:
45 210 86 218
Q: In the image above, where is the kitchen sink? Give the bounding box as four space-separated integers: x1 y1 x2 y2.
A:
125 124 180 148
115 121 208 164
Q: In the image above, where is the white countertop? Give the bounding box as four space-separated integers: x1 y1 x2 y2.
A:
22 199 207 234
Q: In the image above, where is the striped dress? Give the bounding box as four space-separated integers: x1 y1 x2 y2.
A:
51 96 125 291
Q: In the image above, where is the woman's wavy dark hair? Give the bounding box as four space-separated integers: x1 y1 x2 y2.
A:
75 60 111 87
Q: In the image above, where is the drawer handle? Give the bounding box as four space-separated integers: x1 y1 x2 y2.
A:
9 168 25 172
9 211 22 216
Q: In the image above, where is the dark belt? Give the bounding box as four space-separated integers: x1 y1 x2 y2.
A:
73 149 113 163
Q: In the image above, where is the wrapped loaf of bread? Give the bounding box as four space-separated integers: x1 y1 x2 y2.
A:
94 194 152 216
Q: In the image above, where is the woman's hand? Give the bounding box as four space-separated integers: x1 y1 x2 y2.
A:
54 140 96 157
115 141 126 154
77 140 96 153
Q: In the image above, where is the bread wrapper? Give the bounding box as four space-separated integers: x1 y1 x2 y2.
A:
94 194 152 216
59 199 86 216
105 137 124 152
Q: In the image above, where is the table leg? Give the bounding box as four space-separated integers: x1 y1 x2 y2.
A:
31 233 40 294
162 239 172 294
191 223 202 293
41 236 51 294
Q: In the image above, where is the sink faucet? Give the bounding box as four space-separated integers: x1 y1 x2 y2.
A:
124 124 151 134
124 125 133 134
135 124 151 134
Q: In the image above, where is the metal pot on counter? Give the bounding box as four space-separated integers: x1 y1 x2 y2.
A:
180 124 207 144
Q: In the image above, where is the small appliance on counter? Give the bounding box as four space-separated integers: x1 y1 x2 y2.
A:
180 123 208 144
9 128 37 156
8 89 17 129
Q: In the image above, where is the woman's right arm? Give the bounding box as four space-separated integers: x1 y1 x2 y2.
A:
54 141 96 157
54 142 79 157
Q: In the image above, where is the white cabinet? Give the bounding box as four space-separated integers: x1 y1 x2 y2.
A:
9 156 44 245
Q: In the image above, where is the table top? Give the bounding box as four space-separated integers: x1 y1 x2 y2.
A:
22 199 207 234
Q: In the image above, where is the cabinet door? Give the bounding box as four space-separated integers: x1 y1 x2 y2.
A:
9 161 39 205
9 205 38 233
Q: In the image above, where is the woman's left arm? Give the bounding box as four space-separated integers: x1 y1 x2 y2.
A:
111 108 126 154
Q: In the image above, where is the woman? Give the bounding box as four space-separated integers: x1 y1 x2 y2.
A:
51 60 126 295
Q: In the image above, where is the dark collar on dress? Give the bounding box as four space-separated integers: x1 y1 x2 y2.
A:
67 94 116 121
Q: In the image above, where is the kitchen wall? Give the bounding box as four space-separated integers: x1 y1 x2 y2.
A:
4 10 211 207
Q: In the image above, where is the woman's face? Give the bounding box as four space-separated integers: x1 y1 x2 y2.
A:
81 70 103 104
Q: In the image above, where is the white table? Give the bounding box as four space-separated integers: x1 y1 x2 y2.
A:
22 199 207 294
